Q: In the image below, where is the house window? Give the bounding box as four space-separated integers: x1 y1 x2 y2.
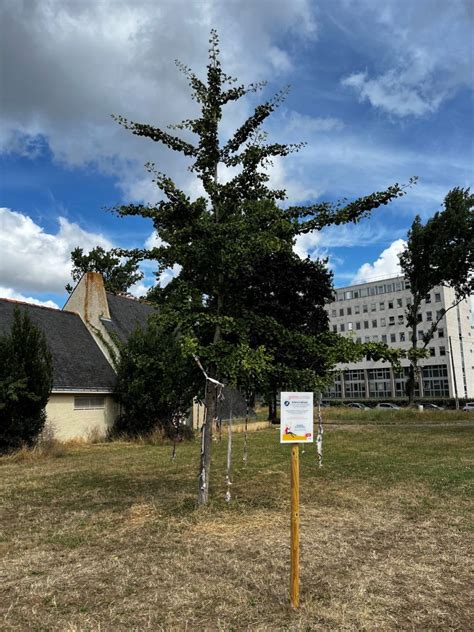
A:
340 323 345 332
429 348 436 356
426 311 432 322
418 330 424 340
332 325 337 332
388 301 394 309
425 294 431 303
439 346 446 356
339 308 344 316
399 332 406 342
348 322 353 331
364 336 370 342
380 317 386 327
356 337 362 343
397 298 403 308
347 307 352 315
435 293 441 302
398 315 404 324
379 302 385 310
331 309 336 317
372 319 377 328
356 322 361 330
354 305 360 314
74 396 105 410
363 304 368 313
417 313 422 322
389 316 395 325
381 334 387 343
372 335 379 342
371 303 376 312
364 321 369 329
390 333 396 343
436 310 444 320
438 328 444 338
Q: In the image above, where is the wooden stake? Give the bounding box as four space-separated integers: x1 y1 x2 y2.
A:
290 444 300 608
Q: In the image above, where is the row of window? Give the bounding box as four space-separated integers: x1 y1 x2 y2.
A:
332 301 443 319
335 280 407 301
74 396 105 410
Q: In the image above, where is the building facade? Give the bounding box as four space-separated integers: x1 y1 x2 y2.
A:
326 275 474 401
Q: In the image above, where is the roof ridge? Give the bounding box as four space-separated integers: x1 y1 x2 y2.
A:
0 297 67 314
105 291 155 306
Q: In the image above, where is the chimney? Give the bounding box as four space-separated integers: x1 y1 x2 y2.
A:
63 272 110 327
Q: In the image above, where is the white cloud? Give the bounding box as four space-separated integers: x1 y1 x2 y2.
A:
0 0 318 202
0 207 111 294
352 238 406 284
340 0 473 117
0 286 59 309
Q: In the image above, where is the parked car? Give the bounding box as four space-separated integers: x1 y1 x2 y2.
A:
376 402 401 409
346 402 369 409
462 402 474 412
424 403 444 410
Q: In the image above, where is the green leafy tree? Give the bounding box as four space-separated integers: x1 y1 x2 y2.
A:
65 246 143 294
0 308 53 452
114 311 201 439
112 30 411 504
399 187 474 405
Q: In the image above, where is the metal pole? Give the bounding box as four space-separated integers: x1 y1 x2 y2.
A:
290 445 300 608
449 336 459 410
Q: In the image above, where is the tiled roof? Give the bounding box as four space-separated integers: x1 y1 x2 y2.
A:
0 299 116 391
101 293 156 343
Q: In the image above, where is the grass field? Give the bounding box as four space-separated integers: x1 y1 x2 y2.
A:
1 419 473 631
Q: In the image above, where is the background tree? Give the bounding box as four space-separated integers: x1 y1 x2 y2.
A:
112 30 411 505
399 187 474 405
65 246 143 294
0 308 53 452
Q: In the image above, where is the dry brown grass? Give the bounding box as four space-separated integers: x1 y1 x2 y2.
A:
1 423 472 631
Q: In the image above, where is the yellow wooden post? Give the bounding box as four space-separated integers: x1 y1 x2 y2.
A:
290 444 300 608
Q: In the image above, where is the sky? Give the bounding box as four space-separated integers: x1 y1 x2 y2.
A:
0 0 473 310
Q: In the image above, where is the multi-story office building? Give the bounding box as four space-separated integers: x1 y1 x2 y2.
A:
326 275 474 401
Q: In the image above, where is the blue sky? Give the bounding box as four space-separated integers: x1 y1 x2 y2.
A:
0 0 473 309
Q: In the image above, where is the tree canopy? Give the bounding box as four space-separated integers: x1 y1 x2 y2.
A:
399 187 474 404
66 246 143 294
0 307 53 452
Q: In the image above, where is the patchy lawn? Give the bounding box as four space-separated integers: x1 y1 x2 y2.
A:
1 422 473 631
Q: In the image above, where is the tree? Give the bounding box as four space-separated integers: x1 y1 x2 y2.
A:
399 187 474 405
65 246 143 294
0 307 53 452
113 310 201 440
112 30 411 504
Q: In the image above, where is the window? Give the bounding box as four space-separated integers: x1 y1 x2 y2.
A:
372 335 379 342
340 323 345 332
388 301 394 309
418 330 424 340
347 307 352 315
397 298 403 308
435 293 441 302
380 317 386 327
381 334 387 343
360 288 368 298
354 305 360 314
436 309 444 320
425 294 431 303
390 333 396 343
372 319 377 328
364 321 369 329
332 325 337 332
389 316 395 325
395 282 402 291
339 308 344 316
369 287 376 296
363 304 368 313
417 313 422 322
74 396 105 410
371 303 376 312
379 302 385 310
345 290 353 299
348 322 353 331
356 322 361 330
356 337 362 343
405 281 411 289
398 315 404 324
438 328 444 338
439 346 446 356
429 348 436 356
354 291 359 299
377 285 384 295
426 311 432 321
331 309 336 317
399 332 406 342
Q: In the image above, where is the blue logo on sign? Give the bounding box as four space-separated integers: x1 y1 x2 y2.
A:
284 400 290 407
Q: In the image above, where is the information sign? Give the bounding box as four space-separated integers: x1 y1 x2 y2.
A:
280 392 314 443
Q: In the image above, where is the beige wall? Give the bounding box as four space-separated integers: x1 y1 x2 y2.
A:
46 393 119 441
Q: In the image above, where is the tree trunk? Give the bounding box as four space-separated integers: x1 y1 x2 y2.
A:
407 320 418 407
197 383 216 506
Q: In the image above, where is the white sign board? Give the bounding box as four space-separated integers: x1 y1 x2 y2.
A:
280 392 314 443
